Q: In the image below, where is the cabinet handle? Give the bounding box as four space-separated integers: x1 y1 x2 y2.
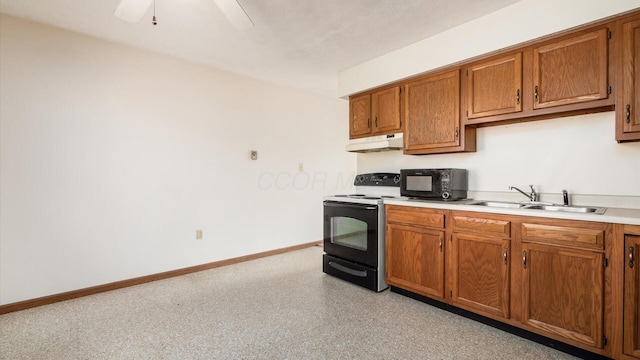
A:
455 127 459 141
534 86 539 103
367 118 371 129
439 237 443 252
503 248 508 265
523 251 527 269
630 246 635 268
375 116 378 128
626 104 631 124
516 89 520 105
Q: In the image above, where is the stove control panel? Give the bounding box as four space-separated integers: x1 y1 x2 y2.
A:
354 173 401 187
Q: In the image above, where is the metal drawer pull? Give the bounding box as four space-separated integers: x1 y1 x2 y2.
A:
329 261 367 277
523 251 527 269
630 247 635 268
503 247 508 265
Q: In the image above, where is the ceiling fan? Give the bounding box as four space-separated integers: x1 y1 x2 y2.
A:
114 0 254 31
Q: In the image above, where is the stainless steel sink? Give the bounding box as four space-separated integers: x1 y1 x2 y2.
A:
467 201 525 208
468 200 607 215
521 204 607 214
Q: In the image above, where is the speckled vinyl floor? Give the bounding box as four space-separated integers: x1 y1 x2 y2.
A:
0 245 579 360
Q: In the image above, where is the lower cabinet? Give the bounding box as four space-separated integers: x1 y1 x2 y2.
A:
450 233 510 319
386 224 445 299
521 243 604 348
520 221 606 349
624 234 640 358
385 206 616 357
385 206 447 300
450 212 512 320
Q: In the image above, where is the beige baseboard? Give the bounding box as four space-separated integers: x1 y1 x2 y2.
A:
0 241 322 315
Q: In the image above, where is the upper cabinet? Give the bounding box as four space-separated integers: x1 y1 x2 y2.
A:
464 26 614 126
372 87 402 133
349 94 371 138
346 9 640 150
617 15 640 142
349 86 402 139
404 69 476 154
467 53 523 119
533 29 609 109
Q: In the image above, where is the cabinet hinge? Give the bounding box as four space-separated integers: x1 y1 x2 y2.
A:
603 335 608 346
607 29 611 40
608 85 612 95
604 257 609 267
450 290 453 298
466 110 468 117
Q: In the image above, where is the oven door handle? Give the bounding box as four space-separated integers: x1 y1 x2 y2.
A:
324 202 378 211
328 261 367 277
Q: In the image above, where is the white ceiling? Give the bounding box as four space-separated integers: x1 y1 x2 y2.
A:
0 0 521 97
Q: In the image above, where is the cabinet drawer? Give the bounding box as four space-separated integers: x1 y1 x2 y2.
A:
521 223 604 251
453 215 511 237
386 205 445 229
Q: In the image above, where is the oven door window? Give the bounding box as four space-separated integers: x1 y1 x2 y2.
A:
331 217 368 251
323 201 378 267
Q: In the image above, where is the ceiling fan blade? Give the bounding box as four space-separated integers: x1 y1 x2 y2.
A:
114 0 154 23
212 0 254 31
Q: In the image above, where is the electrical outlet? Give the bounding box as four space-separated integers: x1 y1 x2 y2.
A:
196 229 203 240
250 150 258 160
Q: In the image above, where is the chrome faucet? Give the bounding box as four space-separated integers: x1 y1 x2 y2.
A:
509 185 537 202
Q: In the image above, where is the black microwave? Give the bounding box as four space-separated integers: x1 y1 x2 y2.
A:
400 169 468 200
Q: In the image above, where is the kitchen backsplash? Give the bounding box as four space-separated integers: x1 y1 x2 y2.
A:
357 112 640 209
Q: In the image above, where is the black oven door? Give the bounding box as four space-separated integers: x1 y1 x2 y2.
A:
323 201 379 267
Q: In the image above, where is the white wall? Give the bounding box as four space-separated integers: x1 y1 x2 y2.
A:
341 0 640 207
0 15 356 305
358 113 640 206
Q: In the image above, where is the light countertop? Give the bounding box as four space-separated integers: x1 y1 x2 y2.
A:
384 198 640 226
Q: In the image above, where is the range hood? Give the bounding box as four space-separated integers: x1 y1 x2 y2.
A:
346 133 403 153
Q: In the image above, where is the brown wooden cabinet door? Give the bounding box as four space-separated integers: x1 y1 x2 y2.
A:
521 243 604 348
404 70 460 152
372 87 401 133
349 94 371 138
624 235 640 358
386 223 445 300
622 19 640 136
451 233 510 319
467 53 522 119
533 29 609 109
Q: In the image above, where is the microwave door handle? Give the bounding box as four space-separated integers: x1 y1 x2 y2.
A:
324 202 377 211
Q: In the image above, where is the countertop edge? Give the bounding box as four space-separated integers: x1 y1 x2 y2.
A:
383 199 640 226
